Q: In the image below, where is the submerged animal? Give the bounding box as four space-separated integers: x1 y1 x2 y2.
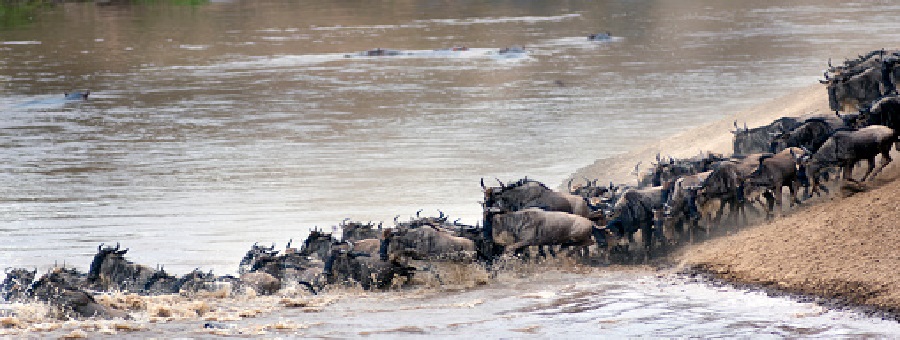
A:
64 90 90 100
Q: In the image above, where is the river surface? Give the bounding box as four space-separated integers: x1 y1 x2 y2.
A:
4 0 900 274
2 0 900 335
5 267 900 338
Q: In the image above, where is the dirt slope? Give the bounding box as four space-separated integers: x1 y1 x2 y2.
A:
680 165 900 315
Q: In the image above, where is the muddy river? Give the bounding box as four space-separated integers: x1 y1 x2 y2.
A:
2 0 900 336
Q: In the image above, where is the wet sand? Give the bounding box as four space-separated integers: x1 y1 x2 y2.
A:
566 82 900 317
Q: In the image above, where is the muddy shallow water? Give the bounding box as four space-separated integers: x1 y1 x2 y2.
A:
4 266 900 338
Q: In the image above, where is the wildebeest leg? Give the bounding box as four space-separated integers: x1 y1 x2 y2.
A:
843 163 857 183
868 149 893 180
774 186 785 217
641 224 652 261
537 246 547 258
789 181 801 206
859 156 878 182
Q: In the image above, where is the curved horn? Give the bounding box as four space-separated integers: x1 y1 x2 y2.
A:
98 243 104 252
495 178 504 188
438 210 445 219
416 209 422 218
480 178 486 190
115 242 120 251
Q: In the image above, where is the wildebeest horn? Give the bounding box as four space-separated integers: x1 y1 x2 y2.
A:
438 210 445 219
394 215 400 224
495 178 504 188
116 248 129 255
286 239 292 249
655 152 660 161
98 243 104 252
115 242 120 251
567 178 574 191
480 178 486 190
416 209 422 218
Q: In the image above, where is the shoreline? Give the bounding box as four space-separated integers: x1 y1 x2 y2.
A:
566 82 900 319
562 84 829 187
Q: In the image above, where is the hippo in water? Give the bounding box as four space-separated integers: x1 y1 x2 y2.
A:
498 46 527 54
64 90 90 100
589 32 613 41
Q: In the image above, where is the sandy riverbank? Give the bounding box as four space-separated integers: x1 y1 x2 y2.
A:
563 84 830 187
566 83 900 317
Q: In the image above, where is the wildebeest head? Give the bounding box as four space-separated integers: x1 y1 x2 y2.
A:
301 230 336 260
483 177 551 212
733 118 800 155
87 243 129 282
340 220 382 243
238 242 279 275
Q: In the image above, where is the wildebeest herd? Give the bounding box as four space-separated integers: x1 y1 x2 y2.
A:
3 49 899 319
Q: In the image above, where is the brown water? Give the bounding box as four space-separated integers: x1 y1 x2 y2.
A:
4 266 900 338
4 0 900 274
2 0 900 335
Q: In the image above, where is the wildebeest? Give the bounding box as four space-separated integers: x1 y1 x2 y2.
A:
87 243 159 293
697 159 753 227
489 208 594 257
323 248 415 290
860 95 900 136
745 147 809 218
483 178 590 218
30 267 125 319
664 171 712 243
301 229 337 260
341 220 382 242
807 125 897 194
823 51 896 111
383 225 476 262
732 117 801 155
770 119 837 154
238 241 322 293
605 186 669 259
2 268 37 301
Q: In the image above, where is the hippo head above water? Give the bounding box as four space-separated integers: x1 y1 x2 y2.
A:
64 90 90 100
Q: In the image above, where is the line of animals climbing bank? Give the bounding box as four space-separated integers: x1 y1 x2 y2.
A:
2 48 899 320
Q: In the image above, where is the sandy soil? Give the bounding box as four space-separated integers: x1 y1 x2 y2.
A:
679 165 900 316
564 82 900 316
